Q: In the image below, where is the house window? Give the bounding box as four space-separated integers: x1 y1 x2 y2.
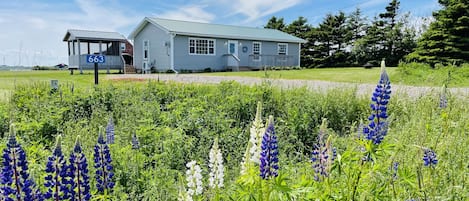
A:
143 40 149 60
277 43 288 55
189 38 215 55
252 42 261 61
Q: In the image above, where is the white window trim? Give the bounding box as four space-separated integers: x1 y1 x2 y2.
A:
143 40 149 61
252 42 261 61
188 37 216 56
277 43 288 55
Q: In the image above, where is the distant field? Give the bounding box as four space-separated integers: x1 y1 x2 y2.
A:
202 67 399 84
1 67 467 102
0 70 120 101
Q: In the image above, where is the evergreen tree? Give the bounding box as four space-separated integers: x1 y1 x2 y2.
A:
264 16 286 31
347 8 368 44
347 8 369 64
313 12 352 66
360 0 416 66
284 17 313 67
407 0 469 65
284 16 311 39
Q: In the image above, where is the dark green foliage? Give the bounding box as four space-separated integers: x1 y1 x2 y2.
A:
2 78 469 199
407 0 469 65
264 16 286 31
6 81 369 195
265 0 418 67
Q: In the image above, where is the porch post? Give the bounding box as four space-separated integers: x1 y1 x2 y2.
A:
119 41 123 74
78 39 82 74
298 43 301 67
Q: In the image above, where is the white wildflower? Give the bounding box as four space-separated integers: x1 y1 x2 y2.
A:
248 101 265 163
239 144 251 175
208 138 224 188
186 160 203 197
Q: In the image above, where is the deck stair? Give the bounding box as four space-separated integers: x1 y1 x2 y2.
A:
124 65 136 74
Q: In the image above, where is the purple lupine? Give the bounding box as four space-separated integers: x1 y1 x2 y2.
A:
391 162 399 180
93 132 114 193
363 64 391 145
105 117 115 144
44 136 70 200
1 125 43 201
259 116 279 180
131 132 140 150
311 119 336 181
423 148 438 168
68 137 91 201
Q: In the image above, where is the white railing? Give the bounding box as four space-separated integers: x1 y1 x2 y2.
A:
248 54 296 69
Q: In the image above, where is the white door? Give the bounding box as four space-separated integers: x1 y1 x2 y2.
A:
227 40 239 67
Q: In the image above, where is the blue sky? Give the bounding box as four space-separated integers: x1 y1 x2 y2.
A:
0 0 440 66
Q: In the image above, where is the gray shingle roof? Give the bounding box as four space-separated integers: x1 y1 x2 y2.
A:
129 18 306 43
63 29 127 42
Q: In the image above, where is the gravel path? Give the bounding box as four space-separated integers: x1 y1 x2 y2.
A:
108 74 469 98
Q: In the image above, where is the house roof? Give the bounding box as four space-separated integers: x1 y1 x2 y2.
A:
128 17 307 43
63 29 127 42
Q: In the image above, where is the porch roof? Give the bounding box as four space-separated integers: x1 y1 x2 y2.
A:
63 29 127 42
129 17 307 43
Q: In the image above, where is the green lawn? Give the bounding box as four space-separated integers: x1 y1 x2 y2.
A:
0 70 118 102
202 67 399 84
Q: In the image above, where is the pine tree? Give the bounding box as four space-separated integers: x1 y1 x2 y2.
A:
264 16 286 31
407 0 469 65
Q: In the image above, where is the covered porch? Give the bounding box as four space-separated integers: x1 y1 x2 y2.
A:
63 30 128 74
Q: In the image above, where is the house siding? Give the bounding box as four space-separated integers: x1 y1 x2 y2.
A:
172 35 301 72
133 23 171 71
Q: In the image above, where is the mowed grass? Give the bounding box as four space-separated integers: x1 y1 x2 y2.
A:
0 70 119 102
204 67 400 84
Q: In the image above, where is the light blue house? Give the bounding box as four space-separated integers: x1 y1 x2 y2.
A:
128 18 306 73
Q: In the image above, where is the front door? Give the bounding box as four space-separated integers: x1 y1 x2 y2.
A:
227 40 239 67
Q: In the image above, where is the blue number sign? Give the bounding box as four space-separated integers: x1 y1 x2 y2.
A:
86 55 106 63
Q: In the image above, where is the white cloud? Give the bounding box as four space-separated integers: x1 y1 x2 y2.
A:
228 0 303 23
156 5 215 23
0 0 141 66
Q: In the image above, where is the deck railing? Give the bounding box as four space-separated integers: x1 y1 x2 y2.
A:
68 55 124 70
248 54 296 69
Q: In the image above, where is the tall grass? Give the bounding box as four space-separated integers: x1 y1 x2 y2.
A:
0 78 467 200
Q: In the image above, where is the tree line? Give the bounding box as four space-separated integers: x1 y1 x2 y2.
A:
267 0 469 67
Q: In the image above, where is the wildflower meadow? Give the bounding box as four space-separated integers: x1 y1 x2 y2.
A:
0 65 467 200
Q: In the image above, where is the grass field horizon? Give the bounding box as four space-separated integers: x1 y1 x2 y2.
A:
1 66 468 102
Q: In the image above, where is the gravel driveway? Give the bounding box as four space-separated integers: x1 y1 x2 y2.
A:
108 74 469 98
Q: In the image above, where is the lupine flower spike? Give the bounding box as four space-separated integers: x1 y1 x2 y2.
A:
249 101 265 163
241 101 265 175
363 60 392 145
131 131 140 150
94 130 115 193
391 162 399 180
44 135 70 200
439 84 448 109
106 117 115 144
259 115 279 180
1 124 42 200
185 161 203 198
423 148 438 168
208 138 224 189
68 136 91 201
311 119 337 181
